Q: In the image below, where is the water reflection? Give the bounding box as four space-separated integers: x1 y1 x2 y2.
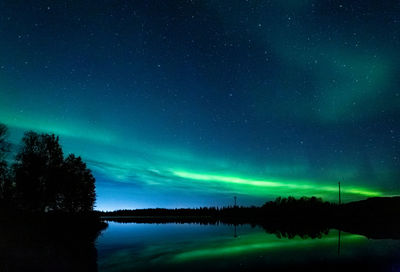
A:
2 219 400 271
97 222 400 272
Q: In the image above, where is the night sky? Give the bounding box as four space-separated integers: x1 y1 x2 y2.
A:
1 1 399 210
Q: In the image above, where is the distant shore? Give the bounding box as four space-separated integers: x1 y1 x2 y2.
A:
98 196 400 239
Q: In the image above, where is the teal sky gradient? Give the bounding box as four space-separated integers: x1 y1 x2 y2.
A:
0 1 399 210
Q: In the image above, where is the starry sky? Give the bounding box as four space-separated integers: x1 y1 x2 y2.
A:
1 1 399 210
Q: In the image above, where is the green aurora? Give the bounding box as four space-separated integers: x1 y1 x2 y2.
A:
172 171 382 198
1 1 399 209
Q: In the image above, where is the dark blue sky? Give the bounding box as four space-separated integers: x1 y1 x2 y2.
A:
1 1 399 210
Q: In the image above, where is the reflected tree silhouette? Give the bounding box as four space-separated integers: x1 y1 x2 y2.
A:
0 214 107 272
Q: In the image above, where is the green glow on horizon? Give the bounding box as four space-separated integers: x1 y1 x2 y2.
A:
172 170 382 198
0 105 390 206
0 112 387 204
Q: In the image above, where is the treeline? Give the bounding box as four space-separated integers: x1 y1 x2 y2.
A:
102 207 220 217
101 196 337 220
261 196 335 216
101 196 400 240
101 197 336 238
0 124 95 213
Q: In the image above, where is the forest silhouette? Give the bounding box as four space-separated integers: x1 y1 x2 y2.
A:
0 124 95 213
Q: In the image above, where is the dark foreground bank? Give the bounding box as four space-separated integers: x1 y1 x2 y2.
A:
0 211 107 272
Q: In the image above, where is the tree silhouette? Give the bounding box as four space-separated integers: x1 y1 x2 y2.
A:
0 124 13 207
13 130 96 213
13 132 64 211
0 124 10 158
63 154 96 212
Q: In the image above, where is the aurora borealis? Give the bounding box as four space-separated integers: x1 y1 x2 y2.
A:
0 1 399 210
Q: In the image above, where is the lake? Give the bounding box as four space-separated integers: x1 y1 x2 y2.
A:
96 222 400 271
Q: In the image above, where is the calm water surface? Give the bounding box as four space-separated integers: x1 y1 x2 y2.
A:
96 222 400 272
